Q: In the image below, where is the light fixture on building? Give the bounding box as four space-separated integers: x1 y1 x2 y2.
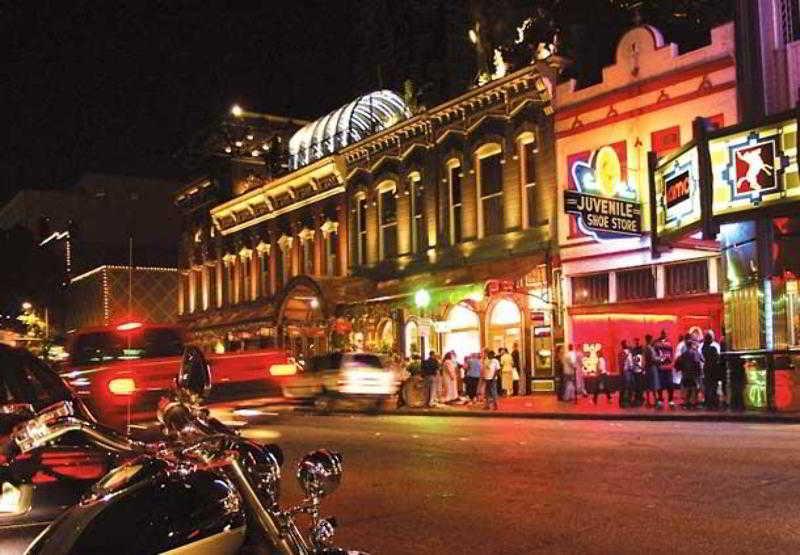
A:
246 134 254 140
225 146 232 153
251 149 261 157
235 141 243 147
414 289 431 309
231 104 244 117
21 302 32 311
309 297 320 309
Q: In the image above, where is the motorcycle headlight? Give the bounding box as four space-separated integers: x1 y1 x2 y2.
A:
296 449 342 499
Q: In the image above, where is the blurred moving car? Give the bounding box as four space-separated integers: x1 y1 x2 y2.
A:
58 322 296 430
281 352 398 409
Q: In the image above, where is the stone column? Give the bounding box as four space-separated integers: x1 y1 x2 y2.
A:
215 259 224 308
397 179 412 255
503 143 522 231
461 157 477 240
313 211 324 276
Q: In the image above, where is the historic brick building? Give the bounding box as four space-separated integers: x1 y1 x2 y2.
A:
177 62 561 391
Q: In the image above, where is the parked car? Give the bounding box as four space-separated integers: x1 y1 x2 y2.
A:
58 322 297 430
281 352 398 410
0 344 128 553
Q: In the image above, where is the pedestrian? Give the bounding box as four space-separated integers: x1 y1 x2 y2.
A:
701 331 721 409
591 346 611 404
654 330 675 408
500 347 515 396
511 343 522 395
561 344 579 402
618 340 634 408
554 345 565 401
441 351 459 404
643 334 662 408
631 338 645 406
481 349 499 410
676 341 703 409
464 353 482 402
575 347 588 398
421 350 440 408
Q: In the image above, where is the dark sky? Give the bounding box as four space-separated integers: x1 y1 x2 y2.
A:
2 1 377 200
2 1 734 203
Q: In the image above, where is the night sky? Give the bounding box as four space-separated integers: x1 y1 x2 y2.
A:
3 1 734 203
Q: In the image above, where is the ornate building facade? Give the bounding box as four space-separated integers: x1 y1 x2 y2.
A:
177 63 561 392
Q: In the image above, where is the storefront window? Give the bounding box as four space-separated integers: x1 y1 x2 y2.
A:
488 299 522 354
442 305 481 363
572 273 609 305
617 267 655 301
666 260 709 296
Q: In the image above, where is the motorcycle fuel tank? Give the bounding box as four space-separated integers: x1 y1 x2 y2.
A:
25 456 246 555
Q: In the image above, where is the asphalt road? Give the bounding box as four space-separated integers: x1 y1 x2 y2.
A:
233 413 800 555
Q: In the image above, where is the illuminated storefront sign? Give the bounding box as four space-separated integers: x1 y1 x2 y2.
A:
709 116 799 217
565 141 642 239
654 144 702 237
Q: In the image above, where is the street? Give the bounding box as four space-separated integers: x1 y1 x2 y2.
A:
238 413 800 555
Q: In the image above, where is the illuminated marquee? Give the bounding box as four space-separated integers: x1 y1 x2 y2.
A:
709 117 799 217
654 145 702 237
565 141 642 239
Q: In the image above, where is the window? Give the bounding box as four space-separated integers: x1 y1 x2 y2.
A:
325 230 338 276
650 126 681 158
521 138 537 227
617 267 656 301
356 196 367 265
572 273 609 305
259 251 269 295
379 186 398 259
411 175 425 254
301 234 314 275
666 260 709 296
479 150 504 237
224 260 235 305
448 162 463 244
274 244 285 288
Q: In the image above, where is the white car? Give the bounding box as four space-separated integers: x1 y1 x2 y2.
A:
281 353 398 408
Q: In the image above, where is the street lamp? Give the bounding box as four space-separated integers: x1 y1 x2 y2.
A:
414 289 431 309
230 104 244 117
21 302 32 312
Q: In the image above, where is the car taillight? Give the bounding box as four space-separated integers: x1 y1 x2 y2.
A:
108 378 136 395
269 363 297 376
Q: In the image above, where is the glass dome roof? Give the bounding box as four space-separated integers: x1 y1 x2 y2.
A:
288 90 411 170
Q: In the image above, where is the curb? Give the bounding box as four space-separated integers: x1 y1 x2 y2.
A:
301 407 800 424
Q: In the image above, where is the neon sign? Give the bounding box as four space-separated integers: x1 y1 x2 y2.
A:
654 145 702 236
709 117 799 216
565 142 642 240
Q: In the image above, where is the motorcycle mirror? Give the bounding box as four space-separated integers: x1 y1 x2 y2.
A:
296 449 342 499
0 404 34 417
176 346 212 402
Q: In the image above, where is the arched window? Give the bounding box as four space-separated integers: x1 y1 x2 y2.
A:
442 304 481 362
378 181 398 260
476 143 504 238
446 159 463 244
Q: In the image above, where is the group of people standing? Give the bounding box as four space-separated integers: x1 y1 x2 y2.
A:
559 329 728 410
401 345 522 410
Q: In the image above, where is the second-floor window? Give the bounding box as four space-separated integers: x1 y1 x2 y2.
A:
479 149 504 237
325 230 338 276
301 234 314 275
521 138 537 228
448 162 462 244
379 186 398 259
356 197 367 265
411 175 425 254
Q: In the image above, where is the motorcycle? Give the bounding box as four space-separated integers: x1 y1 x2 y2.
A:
3 346 365 554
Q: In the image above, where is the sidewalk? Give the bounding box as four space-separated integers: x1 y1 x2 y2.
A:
390 394 800 423
215 393 800 424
